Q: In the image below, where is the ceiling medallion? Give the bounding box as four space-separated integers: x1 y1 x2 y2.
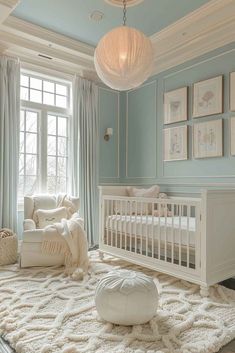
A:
105 0 144 7
90 11 104 22
95 0 153 91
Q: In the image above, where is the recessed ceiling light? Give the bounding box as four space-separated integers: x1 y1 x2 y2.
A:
90 11 104 22
105 0 144 7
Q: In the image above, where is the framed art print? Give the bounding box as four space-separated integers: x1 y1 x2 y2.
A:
231 117 235 156
230 72 235 111
164 87 187 124
164 125 188 161
193 75 223 118
193 119 223 159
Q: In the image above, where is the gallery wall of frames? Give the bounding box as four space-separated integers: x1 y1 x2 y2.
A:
99 43 235 188
163 73 235 161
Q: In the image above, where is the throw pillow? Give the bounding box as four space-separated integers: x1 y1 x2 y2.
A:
126 185 160 215
126 185 160 198
34 207 67 229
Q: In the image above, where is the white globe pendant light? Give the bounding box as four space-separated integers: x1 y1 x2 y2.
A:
94 0 154 91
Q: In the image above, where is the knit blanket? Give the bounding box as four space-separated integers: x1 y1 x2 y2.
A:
41 215 89 279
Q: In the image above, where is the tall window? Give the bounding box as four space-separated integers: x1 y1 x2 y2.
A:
19 71 71 201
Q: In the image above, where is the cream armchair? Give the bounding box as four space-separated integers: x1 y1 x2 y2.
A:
20 194 80 268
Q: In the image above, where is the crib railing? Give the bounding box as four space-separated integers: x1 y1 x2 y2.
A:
100 195 202 275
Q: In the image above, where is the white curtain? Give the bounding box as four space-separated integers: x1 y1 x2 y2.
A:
0 56 20 231
72 76 99 245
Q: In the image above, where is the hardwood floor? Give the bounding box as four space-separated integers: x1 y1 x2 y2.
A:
219 340 235 352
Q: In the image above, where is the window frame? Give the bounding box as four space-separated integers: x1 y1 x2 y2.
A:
19 107 40 200
19 70 72 204
20 71 71 109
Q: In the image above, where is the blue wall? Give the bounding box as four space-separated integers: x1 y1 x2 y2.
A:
99 87 120 183
99 42 235 193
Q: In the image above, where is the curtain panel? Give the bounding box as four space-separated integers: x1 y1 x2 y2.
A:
72 76 99 245
0 56 20 231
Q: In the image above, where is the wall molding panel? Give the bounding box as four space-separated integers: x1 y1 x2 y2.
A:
99 87 120 183
119 43 235 190
160 47 235 180
125 80 157 179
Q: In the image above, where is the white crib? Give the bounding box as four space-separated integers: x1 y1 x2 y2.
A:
99 186 235 296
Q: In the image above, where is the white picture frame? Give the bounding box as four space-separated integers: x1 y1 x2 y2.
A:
230 72 235 112
164 125 188 161
193 119 223 159
231 117 235 156
193 75 223 118
164 87 187 124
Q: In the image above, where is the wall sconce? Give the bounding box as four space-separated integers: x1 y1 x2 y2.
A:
104 127 113 141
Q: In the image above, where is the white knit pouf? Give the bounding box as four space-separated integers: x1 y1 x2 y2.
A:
0 233 18 265
95 269 158 325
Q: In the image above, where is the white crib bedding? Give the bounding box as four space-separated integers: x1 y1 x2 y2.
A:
106 215 196 247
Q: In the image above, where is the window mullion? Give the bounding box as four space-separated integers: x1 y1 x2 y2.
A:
67 115 71 194
40 109 47 192
56 116 58 193
23 110 26 196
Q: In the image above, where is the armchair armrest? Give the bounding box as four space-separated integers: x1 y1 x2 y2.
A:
23 219 36 231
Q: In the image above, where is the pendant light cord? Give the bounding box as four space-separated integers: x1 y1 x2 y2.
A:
123 0 127 26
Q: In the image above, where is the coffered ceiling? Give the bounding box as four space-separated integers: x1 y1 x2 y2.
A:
0 0 234 81
12 0 210 46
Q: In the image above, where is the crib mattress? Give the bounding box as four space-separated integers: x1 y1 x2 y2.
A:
106 215 196 247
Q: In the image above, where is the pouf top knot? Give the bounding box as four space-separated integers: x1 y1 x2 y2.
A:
99 269 157 295
95 269 158 326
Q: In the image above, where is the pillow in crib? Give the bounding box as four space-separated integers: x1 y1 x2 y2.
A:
34 207 67 228
127 185 160 198
126 185 160 214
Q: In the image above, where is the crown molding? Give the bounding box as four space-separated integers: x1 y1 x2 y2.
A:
150 0 233 43
150 0 235 76
0 0 19 7
0 0 234 80
152 19 235 76
0 0 19 24
3 16 94 59
0 16 97 79
0 29 95 70
0 42 7 53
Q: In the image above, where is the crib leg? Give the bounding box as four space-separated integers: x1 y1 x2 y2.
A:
99 251 104 261
200 285 210 297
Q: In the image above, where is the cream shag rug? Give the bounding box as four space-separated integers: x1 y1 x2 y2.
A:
0 251 235 353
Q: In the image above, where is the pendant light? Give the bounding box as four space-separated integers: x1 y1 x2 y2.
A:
94 0 154 91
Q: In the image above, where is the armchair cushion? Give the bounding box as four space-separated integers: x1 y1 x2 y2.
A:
34 207 67 229
23 229 44 243
33 195 57 211
23 219 36 231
